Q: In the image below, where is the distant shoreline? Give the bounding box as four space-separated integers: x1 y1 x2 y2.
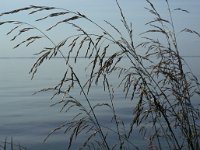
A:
0 56 200 59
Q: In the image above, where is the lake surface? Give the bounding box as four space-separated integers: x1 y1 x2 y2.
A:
0 57 199 150
0 58 135 150
0 58 69 149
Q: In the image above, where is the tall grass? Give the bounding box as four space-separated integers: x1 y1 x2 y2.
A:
1 0 200 149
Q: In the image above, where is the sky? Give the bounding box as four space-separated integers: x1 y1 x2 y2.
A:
0 0 200 57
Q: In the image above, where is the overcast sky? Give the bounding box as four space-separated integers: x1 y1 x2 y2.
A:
0 0 199 57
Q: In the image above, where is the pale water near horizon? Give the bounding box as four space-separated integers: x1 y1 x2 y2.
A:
0 57 199 150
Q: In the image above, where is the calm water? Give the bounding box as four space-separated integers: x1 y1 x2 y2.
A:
0 57 199 149
0 58 135 149
0 58 69 149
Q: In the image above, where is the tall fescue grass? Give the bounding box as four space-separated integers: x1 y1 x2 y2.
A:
1 0 200 149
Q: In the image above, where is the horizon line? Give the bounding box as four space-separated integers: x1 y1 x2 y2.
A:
0 55 200 59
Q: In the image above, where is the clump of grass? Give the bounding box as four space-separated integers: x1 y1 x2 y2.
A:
1 0 200 149
0 138 27 150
